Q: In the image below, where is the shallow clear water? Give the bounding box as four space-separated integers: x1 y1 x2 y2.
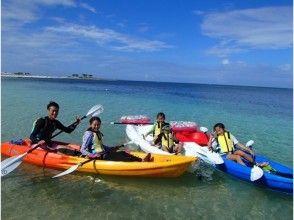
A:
1 78 293 219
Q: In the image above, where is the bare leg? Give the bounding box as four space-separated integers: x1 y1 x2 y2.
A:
234 150 254 163
227 154 246 166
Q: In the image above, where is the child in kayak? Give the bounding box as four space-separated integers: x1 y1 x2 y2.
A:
208 123 268 167
30 101 81 152
143 112 170 146
80 116 153 162
160 125 183 154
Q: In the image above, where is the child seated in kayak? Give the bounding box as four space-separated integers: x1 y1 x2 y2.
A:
143 112 170 146
208 123 268 167
80 116 153 162
160 125 183 154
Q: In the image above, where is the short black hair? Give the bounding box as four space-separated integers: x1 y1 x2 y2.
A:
47 101 59 110
89 116 101 124
156 112 165 119
213 123 225 131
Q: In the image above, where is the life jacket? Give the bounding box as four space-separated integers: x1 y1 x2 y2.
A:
216 131 234 153
88 129 104 154
161 131 174 150
153 122 169 137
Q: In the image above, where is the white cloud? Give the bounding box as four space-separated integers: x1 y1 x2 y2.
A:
2 0 76 24
117 22 126 28
80 2 97 14
279 64 292 72
222 59 230 65
193 10 204 16
2 0 172 53
206 43 247 57
45 23 172 52
200 6 293 57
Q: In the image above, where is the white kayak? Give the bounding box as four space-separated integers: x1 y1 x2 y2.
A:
126 125 223 165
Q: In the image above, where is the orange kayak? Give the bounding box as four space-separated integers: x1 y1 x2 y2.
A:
1 140 196 177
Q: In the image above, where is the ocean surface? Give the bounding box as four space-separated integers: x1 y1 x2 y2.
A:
1 77 293 219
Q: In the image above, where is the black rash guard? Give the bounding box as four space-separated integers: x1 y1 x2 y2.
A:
30 116 76 145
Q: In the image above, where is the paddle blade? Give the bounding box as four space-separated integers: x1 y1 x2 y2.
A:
1 158 23 177
250 165 264 181
197 146 224 165
52 164 80 178
87 104 104 117
1 152 26 170
123 140 134 146
209 152 224 165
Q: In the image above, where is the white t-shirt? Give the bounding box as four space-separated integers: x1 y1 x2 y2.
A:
211 133 239 149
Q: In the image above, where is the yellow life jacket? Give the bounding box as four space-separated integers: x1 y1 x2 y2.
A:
216 131 234 153
154 122 169 136
161 132 174 149
93 131 103 153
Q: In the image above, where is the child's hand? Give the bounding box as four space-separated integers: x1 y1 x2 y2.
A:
88 153 98 159
37 140 46 146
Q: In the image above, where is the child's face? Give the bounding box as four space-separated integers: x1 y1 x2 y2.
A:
214 126 224 135
91 120 101 132
157 116 165 123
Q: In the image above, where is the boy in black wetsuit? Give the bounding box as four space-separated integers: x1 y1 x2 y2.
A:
30 101 80 152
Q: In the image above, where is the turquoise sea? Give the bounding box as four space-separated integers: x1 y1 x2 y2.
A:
1 77 293 219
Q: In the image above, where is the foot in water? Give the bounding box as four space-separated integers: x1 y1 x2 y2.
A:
256 162 269 167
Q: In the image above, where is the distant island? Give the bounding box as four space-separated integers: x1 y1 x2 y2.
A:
1 72 103 80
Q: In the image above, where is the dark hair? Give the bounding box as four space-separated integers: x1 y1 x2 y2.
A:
47 101 59 110
89 116 101 124
156 112 165 119
213 123 225 131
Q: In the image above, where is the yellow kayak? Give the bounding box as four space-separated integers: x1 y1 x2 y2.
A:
1 140 196 177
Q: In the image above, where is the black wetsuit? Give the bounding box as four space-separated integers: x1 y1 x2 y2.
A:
30 116 76 146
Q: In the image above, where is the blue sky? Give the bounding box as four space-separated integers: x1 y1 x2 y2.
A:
2 0 293 88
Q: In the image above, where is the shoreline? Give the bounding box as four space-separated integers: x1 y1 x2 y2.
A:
0 74 104 81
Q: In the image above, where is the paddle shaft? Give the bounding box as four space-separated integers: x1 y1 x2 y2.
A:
111 122 153 125
51 115 87 138
80 158 95 166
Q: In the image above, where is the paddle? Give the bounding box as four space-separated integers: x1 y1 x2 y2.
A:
244 140 264 181
1 104 104 177
199 126 224 165
52 140 134 178
245 140 292 179
52 158 95 179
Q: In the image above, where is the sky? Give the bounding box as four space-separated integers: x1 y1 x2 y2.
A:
1 0 293 88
